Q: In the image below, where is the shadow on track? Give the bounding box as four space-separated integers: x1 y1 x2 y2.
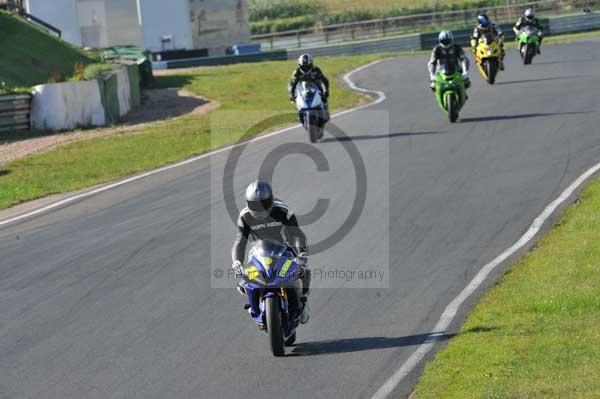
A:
289 332 454 356
320 131 442 143
496 75 595 85
461 111 592 123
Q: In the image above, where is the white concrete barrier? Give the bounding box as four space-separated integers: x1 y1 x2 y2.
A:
30 80 106 131
115 67 132 117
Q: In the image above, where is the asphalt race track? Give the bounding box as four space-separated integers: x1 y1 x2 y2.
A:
1 41 600 399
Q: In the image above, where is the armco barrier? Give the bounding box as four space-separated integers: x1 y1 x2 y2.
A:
150 12 600 69
549 12 600 34
288 13 591 60
288 34 421 59
155 50 288 69
0 94 31 133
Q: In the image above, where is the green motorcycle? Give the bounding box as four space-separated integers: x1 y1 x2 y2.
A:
434 69 467 123
518 26 540 65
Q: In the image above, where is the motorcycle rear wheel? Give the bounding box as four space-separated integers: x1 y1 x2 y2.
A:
266 297 285 356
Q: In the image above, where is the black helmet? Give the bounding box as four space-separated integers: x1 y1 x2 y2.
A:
245 180 274 219
298 53 313 72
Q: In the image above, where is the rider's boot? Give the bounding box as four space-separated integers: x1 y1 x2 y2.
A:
299 269 311 324
300 295 310 324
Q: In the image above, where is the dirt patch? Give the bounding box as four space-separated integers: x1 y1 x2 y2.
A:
0 88 218 166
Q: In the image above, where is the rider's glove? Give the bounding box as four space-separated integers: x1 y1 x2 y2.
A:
430 80 436 92
232 260 243 278
294 252 309 268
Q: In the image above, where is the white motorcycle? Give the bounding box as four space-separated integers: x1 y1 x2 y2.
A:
295 81 328 143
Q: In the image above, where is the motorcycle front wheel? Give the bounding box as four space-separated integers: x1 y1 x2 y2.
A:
266 296 285 356
484 58 497 85
446 93 458 123
308 114 319 143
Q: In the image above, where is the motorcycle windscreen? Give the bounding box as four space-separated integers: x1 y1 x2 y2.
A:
483 33 495 44
297 82 319 109
437 60 460 76
249 240 288 260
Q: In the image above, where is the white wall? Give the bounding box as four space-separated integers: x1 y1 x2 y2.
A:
31 80 106 131
25 0 82 46
139 0 192 52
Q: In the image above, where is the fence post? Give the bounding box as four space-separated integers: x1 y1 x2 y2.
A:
506 0 513 21
382 18 387 36
296 31 301 48
270 35 274 50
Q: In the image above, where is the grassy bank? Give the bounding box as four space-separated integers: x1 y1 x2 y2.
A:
0 11 109 92
0 54 386 210
413 176 600 397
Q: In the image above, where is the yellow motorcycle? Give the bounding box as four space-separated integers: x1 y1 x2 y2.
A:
472 33 503 85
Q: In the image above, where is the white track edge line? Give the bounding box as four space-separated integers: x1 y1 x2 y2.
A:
0 58 389 228
371 160 600 399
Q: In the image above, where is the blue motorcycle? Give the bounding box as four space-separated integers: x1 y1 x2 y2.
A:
294 81 328 143
237 240 304 356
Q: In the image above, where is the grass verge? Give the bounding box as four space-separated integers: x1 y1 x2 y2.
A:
413 176 600 398
0 53 387 210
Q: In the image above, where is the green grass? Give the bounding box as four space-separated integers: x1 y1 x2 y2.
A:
413 180 600 398
0 54 386 209
0 11 96 88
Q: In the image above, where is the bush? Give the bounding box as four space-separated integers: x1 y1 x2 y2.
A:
249 0 327 20
251 15 317 34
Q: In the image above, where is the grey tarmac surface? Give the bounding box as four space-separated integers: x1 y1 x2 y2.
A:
1 41 600 399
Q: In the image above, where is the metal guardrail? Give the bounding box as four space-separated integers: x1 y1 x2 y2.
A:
252 0 599 50
0 94 31 133
0 2 62 38
284 12 600 60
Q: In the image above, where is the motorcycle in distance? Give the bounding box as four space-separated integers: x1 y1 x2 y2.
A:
236 240 304 357
473 32 502 84
295 81 328 143
433 65 467 123
518 26 541 65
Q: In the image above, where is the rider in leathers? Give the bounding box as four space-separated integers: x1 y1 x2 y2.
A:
514 8 544 54
289 53 330 121
428 30 471 95
471 14 506 71
232 180 311 324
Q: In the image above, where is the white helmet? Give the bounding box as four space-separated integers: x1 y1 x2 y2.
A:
298 53 314 72
524 8 535 20
438 30 454 48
